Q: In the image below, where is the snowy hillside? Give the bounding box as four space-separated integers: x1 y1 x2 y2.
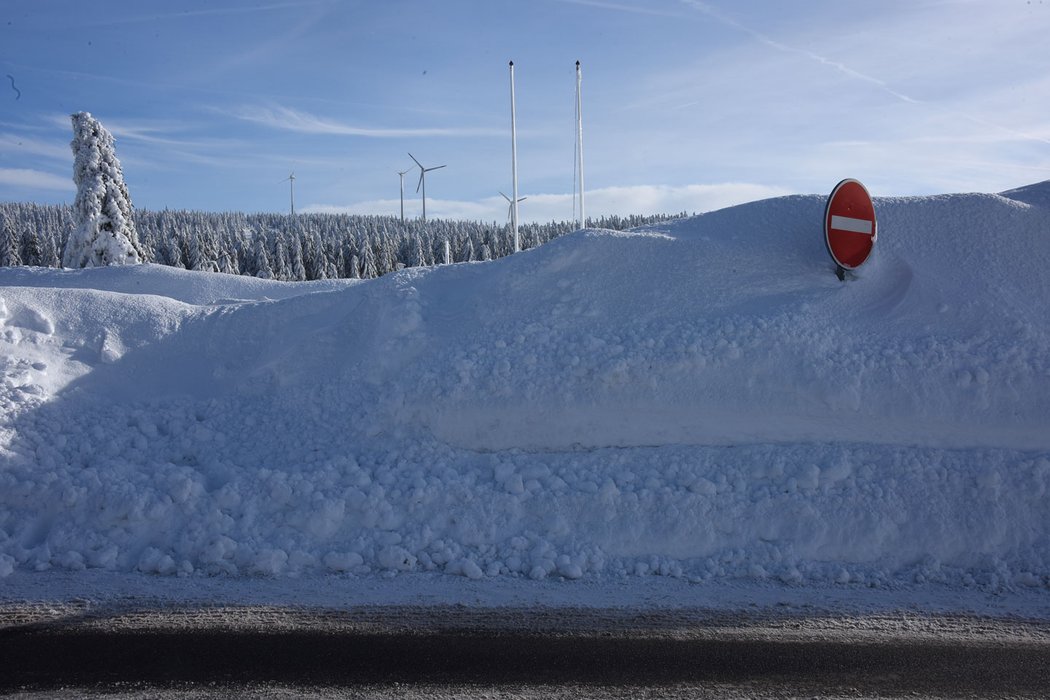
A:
1 185 1049 591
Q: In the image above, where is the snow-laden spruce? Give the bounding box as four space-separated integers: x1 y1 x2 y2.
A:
62 112 142 268
1 184 1049 591
0 210 21 268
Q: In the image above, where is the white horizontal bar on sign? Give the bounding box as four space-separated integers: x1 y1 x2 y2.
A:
830 215 873 235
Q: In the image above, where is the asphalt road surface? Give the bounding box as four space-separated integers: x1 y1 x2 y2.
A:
2 607 1048 698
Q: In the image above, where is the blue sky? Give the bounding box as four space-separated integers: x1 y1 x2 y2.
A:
2 0 1049 223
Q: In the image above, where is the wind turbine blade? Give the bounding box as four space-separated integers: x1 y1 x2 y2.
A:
408 153 423 169
519 196 527 203
499 191 511 203
427 164 447 172
416 171 424 193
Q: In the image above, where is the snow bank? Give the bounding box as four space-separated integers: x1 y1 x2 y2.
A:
1 185 1048 591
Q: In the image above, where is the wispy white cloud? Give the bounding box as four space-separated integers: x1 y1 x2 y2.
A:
587 182 793 212
0 168 72 191
43 113 193 145
828 127 1050 149
557 0 689 18
226 105 503 138
805 136 1050 196
39 113 256 171
85 1 333 26
305 182 793 223
107 124 264 163
306 196 502 223
209 3 334 75
516 183 795 223
0 133 70 161
105 121 198 145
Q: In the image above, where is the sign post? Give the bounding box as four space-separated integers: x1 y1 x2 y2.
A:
824 178 877 280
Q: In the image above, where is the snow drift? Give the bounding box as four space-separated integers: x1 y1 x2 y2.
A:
1 185 1048 589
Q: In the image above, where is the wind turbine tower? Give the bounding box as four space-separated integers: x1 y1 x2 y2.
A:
500 191 527 234
281 172 296 217
409 153 446 222
397 167 413 224
509 60 521 253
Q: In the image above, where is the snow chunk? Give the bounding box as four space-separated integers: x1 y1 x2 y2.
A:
378 546 416 572
459 559 484 580
99 329 124 364
250 548 289 576
323 552 364 572
137 548 177 576
7 305 54 335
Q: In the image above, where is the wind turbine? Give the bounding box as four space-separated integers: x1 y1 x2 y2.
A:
397 167 413 224
499 191 527 228
280 172 296 217
408 152 446 222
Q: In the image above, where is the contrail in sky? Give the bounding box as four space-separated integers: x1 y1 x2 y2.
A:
678 0 919 105
678 0 1050 148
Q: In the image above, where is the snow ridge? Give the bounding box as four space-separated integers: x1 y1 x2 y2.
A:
1 188 1048 590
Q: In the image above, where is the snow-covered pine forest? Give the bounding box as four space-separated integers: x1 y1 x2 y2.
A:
0 202 682 279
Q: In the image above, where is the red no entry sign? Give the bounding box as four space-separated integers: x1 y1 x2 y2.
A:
824 178 877 271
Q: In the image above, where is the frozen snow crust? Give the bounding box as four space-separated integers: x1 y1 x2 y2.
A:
2 187 1049 590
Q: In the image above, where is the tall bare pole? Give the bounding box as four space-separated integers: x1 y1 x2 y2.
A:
510 60 520 253
575 61 585 229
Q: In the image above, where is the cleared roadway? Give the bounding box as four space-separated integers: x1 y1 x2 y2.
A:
2 606 1049 697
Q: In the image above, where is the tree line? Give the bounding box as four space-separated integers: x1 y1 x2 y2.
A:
0 202 684 280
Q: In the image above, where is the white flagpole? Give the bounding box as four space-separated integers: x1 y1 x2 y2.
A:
575 61 585 230
510 61 520 253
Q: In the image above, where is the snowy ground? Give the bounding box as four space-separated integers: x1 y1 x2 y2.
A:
1 183 1049 614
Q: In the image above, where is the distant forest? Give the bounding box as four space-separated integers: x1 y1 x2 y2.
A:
0 203 685 280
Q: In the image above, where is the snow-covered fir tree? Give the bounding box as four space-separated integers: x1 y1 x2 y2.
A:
36 226 60 268
19 226 42 267
0 211 21 267
250 235 273 279
62 112 143 268
302 231 327 280
271 232 291 280
360 236 378 279
157 237 184 268
217 248 239 275
289 236 306 281
182 230 204 271
412 234 428 268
